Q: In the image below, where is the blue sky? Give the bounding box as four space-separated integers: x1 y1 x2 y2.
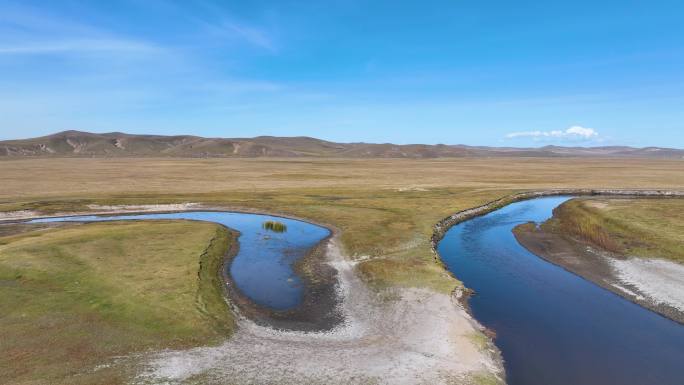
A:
1 0 683 147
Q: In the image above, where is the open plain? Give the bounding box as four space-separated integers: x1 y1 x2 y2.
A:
3 1 683 383
1 157 684 384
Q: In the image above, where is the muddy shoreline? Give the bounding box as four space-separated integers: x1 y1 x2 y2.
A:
220 228 342 332
2 203 507 383
430 189 684 327
513 219 684 325
430 190 682 305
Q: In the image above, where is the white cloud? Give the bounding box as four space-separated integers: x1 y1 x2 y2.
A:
193 19 275 52
0 4 162 56
0 38 161 55
505 125 599 141
222 22 274 51
189 1 277 52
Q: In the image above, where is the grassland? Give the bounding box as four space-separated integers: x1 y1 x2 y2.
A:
1 157 683 384
1 157 683 293
544 198 684 263
0 220 234 385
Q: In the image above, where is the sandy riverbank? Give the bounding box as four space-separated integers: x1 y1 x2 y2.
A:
1 204 504 384
132 238 503 385
513 221 684 324
429 189 684 326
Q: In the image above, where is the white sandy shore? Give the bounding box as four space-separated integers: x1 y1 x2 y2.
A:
0 204 203 222
133 239 503 385
611 257 684 313
86 203 202 212
0 209 39 220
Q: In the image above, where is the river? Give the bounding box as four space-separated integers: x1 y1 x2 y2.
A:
30 211 330 310
437 196 684 385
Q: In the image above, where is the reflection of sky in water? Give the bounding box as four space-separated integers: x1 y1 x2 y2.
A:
438 196 684 385
31 211 330 310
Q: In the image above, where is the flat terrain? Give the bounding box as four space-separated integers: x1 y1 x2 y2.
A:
546 198 684 263
1 157 683 384
0 220 234 385
1 157 683 293
0 157 679 291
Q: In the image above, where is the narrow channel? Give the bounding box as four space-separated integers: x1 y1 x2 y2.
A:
437 196 684 385
30 211 330 310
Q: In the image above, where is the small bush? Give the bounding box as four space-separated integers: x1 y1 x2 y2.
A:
262 220 287 233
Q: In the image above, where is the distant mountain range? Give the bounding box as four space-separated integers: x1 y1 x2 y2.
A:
1 130 683 159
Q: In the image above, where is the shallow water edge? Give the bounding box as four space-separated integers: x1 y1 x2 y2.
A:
435 192 684 385
22 208 341 332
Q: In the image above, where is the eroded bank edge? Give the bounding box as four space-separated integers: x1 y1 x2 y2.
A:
431 189 684 251
429 188 684 382
430 189 684 305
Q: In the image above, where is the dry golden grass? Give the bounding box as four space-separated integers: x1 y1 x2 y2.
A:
548 198 684 263
1 157 683 293
1 157 683 199
1 157 683 384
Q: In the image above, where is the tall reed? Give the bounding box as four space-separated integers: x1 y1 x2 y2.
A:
554 202 622 253
262 220 287 233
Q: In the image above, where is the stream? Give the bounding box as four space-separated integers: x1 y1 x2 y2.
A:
30 211 330 310
437 196 684 385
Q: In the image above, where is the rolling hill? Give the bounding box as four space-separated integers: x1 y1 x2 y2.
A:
1 130 682 159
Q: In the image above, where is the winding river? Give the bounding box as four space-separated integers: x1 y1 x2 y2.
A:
30 211 330 310
437 196 684 385
26 200 684 384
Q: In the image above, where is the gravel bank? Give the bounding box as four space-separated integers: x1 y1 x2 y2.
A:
611 257 684 313
3 205 504 384
133 238 504 385
514 223 684 324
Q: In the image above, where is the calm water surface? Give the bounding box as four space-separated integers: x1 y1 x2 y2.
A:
31 211 330 310
437 196 684 385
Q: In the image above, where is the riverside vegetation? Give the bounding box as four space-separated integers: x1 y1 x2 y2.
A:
512 196 684 325
0 221 234 385
542 197 684 263
1 157 683 384
262 220 287 233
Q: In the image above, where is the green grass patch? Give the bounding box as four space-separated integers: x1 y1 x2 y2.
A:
544 198 684 263
2 186 513 295
466 331 491 352
0 220 235 385
469 372 504 385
